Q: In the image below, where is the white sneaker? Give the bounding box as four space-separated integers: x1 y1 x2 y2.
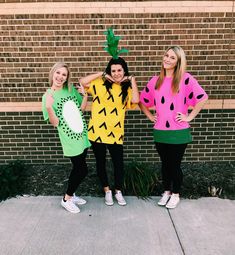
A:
158 192 171 206
72 194 87 205
166 194 180 209
105 190 114 206
61 198 80 213
115 191 127 206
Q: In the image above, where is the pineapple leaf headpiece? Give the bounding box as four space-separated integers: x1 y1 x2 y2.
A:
103 27 128 59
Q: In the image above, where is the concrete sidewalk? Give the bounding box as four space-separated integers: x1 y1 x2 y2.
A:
0 196 234 255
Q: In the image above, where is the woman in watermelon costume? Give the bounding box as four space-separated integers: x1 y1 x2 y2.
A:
139 46 208 209
80 29 139 206
42 62 91 213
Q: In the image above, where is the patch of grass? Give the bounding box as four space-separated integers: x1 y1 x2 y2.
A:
124 161 235 200
0 160 28 202
181 162 235 199
123 160 159 199
1 161 234 200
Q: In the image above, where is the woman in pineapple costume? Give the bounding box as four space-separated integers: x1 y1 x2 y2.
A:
139 46 208 209
42 62 90 213
80 29 139 206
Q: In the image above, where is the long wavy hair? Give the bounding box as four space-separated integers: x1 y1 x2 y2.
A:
103 57 131 104
155 46 186 94
49 62 71 90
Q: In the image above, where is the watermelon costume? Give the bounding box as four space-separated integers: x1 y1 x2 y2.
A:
140 72 208 144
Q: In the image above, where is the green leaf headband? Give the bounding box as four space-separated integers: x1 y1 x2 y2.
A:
103 27 129 59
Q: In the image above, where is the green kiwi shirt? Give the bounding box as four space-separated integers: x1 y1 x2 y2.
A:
42 85 90 157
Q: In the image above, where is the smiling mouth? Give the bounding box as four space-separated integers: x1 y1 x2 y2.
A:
56 79 64 83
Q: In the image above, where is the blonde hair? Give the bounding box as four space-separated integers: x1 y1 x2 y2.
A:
156 46 186 94
49 62 71 90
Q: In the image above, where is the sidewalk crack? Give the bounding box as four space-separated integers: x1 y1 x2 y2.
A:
167 209 186 255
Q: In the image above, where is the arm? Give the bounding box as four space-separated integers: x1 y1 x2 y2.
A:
80 93 88 112
79 72 103 88
130 76 139 104
176 98 208 123
45 93 59 127
139 102 156 123
75 83 88 112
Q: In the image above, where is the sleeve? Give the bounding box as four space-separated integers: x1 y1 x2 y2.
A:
42 93 49 122
185 74 208 107
140 76 157 107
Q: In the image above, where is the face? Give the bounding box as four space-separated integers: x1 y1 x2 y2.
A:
52 67 68 89
163 49 178 71
110 64 125 83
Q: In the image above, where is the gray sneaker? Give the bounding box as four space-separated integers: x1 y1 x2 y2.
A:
105 190 114 206
166 194 180 209
61 198 80 213
158 192 171 206
115 191 127 206
72 194 87 205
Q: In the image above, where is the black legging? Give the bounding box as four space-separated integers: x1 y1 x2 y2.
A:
155 142 187 194
91 141 124 190
66 149 88 196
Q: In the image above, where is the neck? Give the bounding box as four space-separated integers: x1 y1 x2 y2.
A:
165 69 174 78
51 85 63 91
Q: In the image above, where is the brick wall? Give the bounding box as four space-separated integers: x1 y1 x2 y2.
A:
1 109 235 164
0 1 234 164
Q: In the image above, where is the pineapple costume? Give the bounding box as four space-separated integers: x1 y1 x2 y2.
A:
87 77 134 144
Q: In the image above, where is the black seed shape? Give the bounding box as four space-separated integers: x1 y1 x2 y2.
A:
118 91 123 97
161 96 165 104
197 94 204 99
185 77 189 85
170 103 174 111
184 97 186 104
189 92 193 99
145 86 149 93
93 85 96 95
144 98 149 103
166 121 170 128
154 99 156 106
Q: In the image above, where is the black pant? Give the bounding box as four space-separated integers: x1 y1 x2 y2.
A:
91 141 124 190
155 142 187 194
66 149 88 196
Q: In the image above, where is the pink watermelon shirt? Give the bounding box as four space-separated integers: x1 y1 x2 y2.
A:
140 72 208 131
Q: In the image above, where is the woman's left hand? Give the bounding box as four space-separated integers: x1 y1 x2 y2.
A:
75 83 87 96
175 112 190 122
121 75 134 83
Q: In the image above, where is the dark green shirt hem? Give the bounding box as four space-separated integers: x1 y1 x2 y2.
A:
153 128 192 144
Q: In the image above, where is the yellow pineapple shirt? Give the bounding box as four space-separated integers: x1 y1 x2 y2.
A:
87 78 135 144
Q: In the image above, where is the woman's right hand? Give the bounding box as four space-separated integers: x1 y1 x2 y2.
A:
104 73 114 83
149 114 157 123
